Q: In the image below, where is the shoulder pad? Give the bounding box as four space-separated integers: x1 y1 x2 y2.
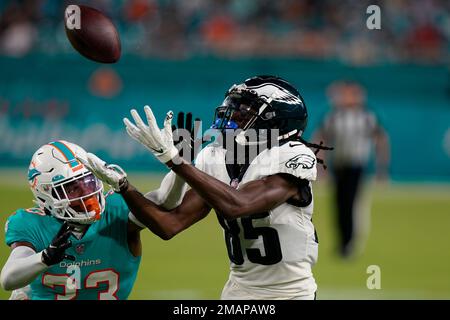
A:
265 142 317 181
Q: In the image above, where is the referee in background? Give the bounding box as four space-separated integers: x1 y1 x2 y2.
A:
314 80 390 258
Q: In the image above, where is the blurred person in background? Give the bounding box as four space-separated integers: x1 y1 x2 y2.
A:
314 80 390 258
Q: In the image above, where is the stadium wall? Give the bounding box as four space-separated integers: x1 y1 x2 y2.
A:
0 55 448 182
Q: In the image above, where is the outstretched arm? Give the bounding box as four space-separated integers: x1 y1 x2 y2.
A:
121 106 304 220
169 159 299 219
122 184 211 240
77 153 211 240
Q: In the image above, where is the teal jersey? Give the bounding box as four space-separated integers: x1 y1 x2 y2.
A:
4 192 141 300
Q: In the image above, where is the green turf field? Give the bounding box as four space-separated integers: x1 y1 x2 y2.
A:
1 170 449 300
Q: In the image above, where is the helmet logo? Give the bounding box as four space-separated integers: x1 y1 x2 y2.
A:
48 141 84 173
244 82 303 106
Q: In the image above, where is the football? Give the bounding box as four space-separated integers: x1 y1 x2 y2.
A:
64 5 121 63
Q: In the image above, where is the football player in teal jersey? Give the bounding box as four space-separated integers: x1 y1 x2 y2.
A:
0 140 186 300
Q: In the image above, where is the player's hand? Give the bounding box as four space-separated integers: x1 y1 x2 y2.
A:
172 111 202 162
123 106 178 164
41 222 75 266
77 153 128 193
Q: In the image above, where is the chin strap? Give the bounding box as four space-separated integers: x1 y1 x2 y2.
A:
278 129 298 141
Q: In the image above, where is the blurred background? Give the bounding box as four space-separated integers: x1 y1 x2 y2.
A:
0 0 449 299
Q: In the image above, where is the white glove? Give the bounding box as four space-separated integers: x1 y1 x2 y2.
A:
77 153 128 193
123 106 178 164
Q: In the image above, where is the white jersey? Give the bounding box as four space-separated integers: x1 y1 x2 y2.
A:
195 141 318 299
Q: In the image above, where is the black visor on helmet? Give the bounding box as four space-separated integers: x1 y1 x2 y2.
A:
211 95 261 131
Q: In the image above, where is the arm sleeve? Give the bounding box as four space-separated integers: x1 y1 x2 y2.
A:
127 147 209 228
128 212 146 229
144 170 189 209
127 170 190 228
0 245 48 291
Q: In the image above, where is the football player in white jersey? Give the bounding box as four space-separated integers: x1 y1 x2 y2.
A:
80 75 330 300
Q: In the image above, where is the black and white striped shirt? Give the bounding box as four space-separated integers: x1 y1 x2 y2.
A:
321 107 379 167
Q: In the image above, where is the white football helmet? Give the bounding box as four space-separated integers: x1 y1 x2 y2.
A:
28 140 105 224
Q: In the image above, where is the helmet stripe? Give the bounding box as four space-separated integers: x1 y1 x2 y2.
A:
48 141 81 170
